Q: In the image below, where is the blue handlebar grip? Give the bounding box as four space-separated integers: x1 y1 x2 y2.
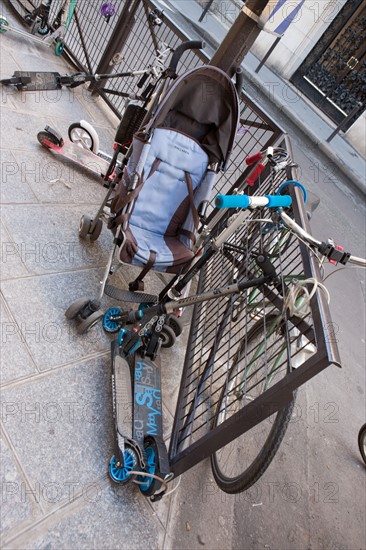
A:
215 194 250 209
265 195 292 208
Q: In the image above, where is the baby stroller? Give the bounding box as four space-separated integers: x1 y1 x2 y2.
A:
65 62 241 339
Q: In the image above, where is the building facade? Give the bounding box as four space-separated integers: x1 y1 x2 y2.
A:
202 0 365 158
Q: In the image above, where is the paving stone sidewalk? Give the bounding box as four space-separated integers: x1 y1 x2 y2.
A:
0 6 190 549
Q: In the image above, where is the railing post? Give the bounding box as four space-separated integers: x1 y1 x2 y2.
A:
326 102 364 142
198 0 215 23
90 0 141 95
255 34 282 73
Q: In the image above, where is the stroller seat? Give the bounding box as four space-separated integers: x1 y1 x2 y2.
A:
108 65 240 293
113 127 209 277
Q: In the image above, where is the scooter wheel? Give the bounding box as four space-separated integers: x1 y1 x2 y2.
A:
0 16 9 32
65 297 90 320
55 40 65 56
109 450 137 484
103 307 123 333
37 130 62 148
139 439 162 497
77 309 104 334
159 324 176 348
167 315 184 337
68 123 94 151
36 23 50 36
79 215 92 239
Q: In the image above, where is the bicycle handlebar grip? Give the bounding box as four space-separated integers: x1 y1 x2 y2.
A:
169 40 205 73
215 194 292 209
265 195 292 208
215 194 250 209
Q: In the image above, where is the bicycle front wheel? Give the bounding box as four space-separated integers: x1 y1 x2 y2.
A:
211 316 295 494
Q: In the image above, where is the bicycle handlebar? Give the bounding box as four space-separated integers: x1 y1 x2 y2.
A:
168 40 205 73
215 194 292 209
280 211 366 267
214 193 365 268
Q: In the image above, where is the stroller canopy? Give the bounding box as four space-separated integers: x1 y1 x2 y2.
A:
149 66 240 168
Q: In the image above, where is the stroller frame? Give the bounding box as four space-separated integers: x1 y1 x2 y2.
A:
66 51 243 335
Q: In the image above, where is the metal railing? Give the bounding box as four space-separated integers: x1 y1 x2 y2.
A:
169 136 340 477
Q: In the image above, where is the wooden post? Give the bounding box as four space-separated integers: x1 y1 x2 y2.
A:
209 0 271 75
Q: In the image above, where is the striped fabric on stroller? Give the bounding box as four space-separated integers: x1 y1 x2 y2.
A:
108 65 240 292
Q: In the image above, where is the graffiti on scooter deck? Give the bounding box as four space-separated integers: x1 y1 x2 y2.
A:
134 357 163 440
38 133 113 179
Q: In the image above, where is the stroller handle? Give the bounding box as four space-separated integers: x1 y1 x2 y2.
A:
169 41 206 73
215 194 292 209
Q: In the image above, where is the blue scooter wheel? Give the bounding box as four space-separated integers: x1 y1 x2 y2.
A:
139 441 162 497
109 450 137 484
37 24 50 36
0 17 9 32
55 40 65 56
103 307 123 333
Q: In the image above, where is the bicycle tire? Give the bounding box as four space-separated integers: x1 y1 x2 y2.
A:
358 423 366 464
211 315 295 494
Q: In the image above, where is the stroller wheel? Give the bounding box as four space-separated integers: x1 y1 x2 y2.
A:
89 219 103 241
167 315 184 337
79 215 103 241
65 297 90 320
159 325 176 348
79 215 92 238
103 307 123 333
77 310 104 334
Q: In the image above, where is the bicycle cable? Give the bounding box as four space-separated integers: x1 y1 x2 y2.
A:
127 470 169 491
283 277 330 318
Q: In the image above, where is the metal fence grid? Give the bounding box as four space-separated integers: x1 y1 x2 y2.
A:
168 138 340 477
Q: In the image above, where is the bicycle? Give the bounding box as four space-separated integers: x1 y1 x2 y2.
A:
207 191 365 493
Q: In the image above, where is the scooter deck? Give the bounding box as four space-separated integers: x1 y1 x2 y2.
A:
114 354 133 439
43 139 112 178
6 71 62 91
